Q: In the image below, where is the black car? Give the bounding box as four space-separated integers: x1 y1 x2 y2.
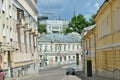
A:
66 68 75 75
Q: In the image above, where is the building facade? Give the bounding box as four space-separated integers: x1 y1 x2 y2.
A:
46 19 69 34
38 33 82 66
95 0 120 79
0 0 39 78
82 0 120 79
82 26 96 77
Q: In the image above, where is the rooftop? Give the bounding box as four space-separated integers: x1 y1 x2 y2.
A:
38 33 81 43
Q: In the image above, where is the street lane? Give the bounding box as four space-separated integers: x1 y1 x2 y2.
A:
37 63 82 80
5 63 82 80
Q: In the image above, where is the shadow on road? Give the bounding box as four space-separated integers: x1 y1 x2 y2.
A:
75 71 88 80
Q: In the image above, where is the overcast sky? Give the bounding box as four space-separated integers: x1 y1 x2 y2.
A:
37 0 105 20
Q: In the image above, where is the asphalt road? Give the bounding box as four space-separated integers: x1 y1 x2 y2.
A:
36 63 82 80
6 63 82 80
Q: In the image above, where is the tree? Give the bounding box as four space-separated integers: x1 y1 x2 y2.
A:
63 14 90 34
89 14 96 25
61 27 73 34
38 23 47 34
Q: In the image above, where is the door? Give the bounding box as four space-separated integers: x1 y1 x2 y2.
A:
87 60 92 77
8 51 12 67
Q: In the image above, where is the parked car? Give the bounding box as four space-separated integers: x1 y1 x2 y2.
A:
0 68 5 80
66 68 75 75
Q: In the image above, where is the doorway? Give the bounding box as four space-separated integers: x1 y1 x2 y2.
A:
87 60 92 77
8 51 12 67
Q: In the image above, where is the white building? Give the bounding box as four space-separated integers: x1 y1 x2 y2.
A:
0 0 39 78
46 19 69 33
38 33 82 66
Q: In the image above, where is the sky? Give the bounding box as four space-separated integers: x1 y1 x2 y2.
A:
37 0 105 20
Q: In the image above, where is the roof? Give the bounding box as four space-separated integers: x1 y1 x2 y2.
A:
38 33 81 43
94 0 109 20
82 25 95 36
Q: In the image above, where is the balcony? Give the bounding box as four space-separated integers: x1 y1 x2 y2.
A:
24 24 32 32
34 30 39 36
29 28 35 34
17 19 26 28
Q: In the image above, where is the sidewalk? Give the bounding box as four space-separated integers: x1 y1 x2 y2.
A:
5 73 40 80
76 71 118 80
5 63 75 80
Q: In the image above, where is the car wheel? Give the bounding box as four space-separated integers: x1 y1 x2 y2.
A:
72 72 75 75
66 72 69 75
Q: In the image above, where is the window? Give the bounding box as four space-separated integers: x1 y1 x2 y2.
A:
10 28 12 39
2 24 6 37
117 7 120 30
60 56 62 61
64 44 66 51
73 45 74 50
0 0 2 12
59 45 61 51
9 5 12 17
40 45 42 51
64 56 66 61
73 56 75 61
55 56 57 62
77 45 79 49
6 26 10 42
68 45 70 51
51 45 52 51
6 0 9 18
69 56 70 61
44 45 47 51
2 0 5 12
55 44 57 51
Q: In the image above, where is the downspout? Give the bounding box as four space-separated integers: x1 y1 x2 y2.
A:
92 32 97 75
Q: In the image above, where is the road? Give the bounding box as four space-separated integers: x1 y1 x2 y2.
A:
6 63 82 80
37 63 82 80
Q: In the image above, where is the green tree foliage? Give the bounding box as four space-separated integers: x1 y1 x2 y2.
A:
38 23 47 34
62 14 96 34
61 27 73 34
67 14 90 34
89 14 96 25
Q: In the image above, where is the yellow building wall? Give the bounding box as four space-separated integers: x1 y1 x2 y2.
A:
95 0 120 79
0 14 2 41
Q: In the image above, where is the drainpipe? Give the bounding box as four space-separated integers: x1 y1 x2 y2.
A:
92 32 97 75
82 38 89 75
81 39 86 74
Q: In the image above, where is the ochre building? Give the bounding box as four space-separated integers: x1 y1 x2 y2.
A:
82 0 120 79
